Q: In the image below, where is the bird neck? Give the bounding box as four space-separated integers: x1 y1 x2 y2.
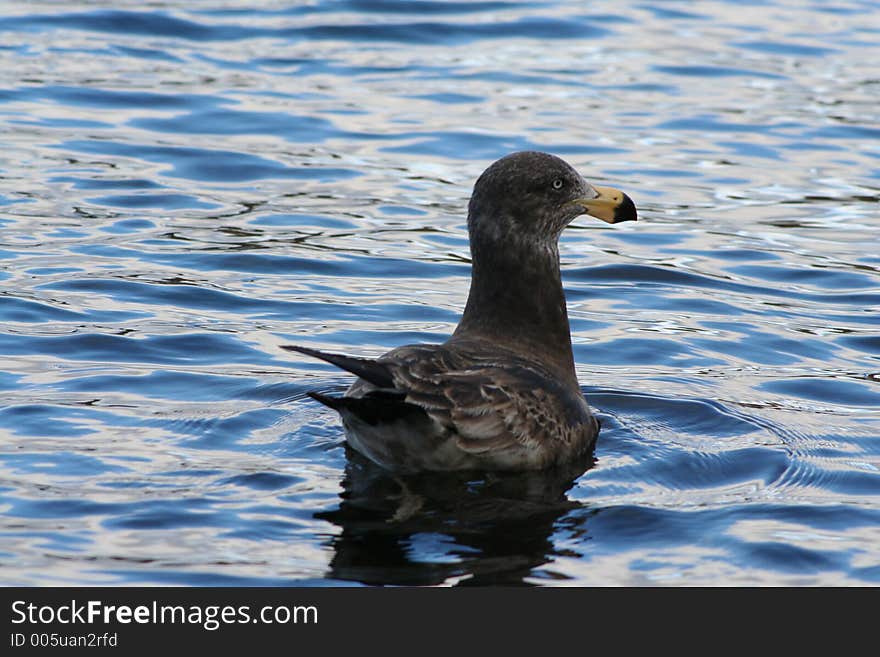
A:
452 234 577 383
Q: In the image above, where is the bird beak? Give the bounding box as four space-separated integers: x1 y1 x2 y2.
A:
572 186 637 224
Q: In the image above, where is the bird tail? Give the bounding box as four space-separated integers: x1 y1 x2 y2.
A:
306 391 347 411
307 390 421 426
281 345 395 389
284 346 422 426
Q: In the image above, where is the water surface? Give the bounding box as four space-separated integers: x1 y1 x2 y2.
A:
0 0 878 585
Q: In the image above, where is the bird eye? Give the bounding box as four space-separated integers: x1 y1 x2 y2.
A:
552 178 564 190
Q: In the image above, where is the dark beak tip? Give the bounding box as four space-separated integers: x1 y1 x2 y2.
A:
614 193 638 223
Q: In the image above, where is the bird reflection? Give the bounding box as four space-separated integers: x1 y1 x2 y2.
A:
315 448 594 586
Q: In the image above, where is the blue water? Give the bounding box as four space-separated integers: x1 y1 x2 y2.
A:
1 1 878 586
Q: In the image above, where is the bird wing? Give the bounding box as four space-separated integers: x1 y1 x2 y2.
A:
284 343 593 461
379 345 589 455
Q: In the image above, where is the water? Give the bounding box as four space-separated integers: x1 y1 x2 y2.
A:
0 0 878 586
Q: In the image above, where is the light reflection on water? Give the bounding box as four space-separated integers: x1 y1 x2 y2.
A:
0 0 878 586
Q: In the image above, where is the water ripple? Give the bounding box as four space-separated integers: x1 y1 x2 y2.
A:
1 0 878 586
